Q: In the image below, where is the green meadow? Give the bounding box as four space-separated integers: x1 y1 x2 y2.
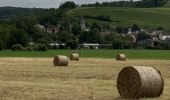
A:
0 50 170 59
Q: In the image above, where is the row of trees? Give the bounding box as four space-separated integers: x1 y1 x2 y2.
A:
81 0 168 8
0 17 136 50
0 1 170 51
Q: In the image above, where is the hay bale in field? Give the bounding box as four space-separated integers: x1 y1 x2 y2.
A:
70 53 79 61
116 54 126 61
53 55 69 66
117 66 164 99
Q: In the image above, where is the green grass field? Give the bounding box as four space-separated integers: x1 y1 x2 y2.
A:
0 50 170 59
68 7 170 30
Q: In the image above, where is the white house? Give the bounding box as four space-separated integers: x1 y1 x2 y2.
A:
159 33 170 40
79 43 100 49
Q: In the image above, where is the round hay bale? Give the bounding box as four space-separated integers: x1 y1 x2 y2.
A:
70 53 79 61
117 66 164 99
116 54 126 61
53 55 69 66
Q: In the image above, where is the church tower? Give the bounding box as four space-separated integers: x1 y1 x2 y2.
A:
80 16 86 30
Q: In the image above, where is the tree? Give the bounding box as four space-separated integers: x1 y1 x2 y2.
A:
38 8 61 25
90 23 102 32
7 28 28 48
131 24 140 32
112 39 132 49
37 38 49 48
33 44 48 51
141 0 168 7
112 39 124 49
0 24 12 49
95 2 100 8
72 25 81 36
103 34 114 44
0 40 2 50
11 44 25 51
14 16 38 34
66 39 79 49
79 29 101 43
59 1 77 10
137 32 151 41
116 26 123 33
58 31 73 43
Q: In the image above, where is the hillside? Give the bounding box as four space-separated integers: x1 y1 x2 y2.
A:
68 7 170 30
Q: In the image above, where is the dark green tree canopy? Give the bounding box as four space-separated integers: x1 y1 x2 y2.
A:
59 1 77 10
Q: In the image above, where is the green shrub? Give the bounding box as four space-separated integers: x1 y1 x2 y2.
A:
33 44 48 51
26 47 33 51
11 44 25 51
0 40 2 50
66 40 78 49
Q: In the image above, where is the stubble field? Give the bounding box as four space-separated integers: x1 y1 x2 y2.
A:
0 57 170 100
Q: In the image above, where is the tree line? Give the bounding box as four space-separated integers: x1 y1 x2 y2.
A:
0 1 170 51
81 0 168 8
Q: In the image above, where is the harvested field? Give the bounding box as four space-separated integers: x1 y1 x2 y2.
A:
0 57 170 100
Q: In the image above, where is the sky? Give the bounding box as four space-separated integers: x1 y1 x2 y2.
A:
0 0 125 8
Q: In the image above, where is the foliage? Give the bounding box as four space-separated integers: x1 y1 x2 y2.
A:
81 0 168 8
26 47 33 51
1 5 170 50
59 1 77 10
139 0 168 7
0 24 12 49
137 32 151 41
146 41 170 50
79 29 101 43
7 28 28 48
33 44 48 51
66 39 79 49
115 26 129 33
112 39 132 49
0 40 2 50
38 8 61 25
84 15 111 22
58 31 73 43
11 44 25 51
131 24 140 32
37 38 49 48
72 24 81 36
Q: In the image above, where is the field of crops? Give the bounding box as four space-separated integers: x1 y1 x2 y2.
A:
0 57 170 100
0 50 170 60
68 7 170 30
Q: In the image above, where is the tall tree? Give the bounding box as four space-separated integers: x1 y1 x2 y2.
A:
59 1 77 10
7 28 28 48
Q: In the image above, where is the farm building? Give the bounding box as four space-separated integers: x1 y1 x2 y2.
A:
79 43 100 49
34 24 46 32
159 33 170 40
46 26 60 33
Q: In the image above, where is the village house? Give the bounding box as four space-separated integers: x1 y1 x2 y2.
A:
79 43 100 49
34 24 61 33
159 33 170 41
80 16 90 31
46 26 60 33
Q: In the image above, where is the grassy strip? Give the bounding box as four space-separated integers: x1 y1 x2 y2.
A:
0 50 170 59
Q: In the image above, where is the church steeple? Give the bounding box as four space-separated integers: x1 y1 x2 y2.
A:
80 16 86 30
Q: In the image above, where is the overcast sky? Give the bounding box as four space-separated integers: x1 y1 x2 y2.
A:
0 0 126 8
